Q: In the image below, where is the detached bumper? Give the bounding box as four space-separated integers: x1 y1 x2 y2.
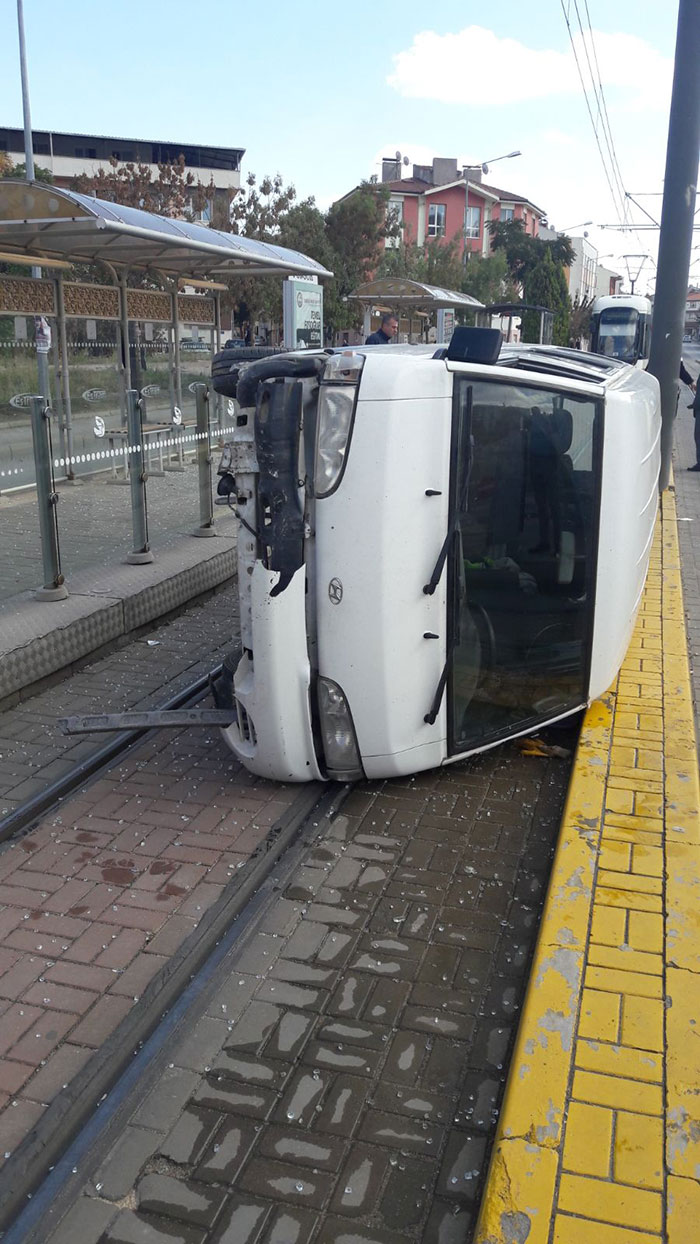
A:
220 562 324 782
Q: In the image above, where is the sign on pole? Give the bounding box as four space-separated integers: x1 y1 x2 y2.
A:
283 279 323 349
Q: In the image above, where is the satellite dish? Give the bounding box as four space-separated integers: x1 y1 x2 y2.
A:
403 155 409 166
395 150 401 162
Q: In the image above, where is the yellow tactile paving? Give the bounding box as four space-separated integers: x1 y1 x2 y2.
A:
475 488 700 1244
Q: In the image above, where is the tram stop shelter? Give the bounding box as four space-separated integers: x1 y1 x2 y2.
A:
478 301 555 345
0 179 332 461
347 277 484 343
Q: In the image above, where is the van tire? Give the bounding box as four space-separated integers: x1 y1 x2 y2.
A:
212 347 286 398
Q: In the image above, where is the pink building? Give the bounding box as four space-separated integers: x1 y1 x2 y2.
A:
375 156 546 260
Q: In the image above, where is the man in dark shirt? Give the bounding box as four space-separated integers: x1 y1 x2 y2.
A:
365 313 398 345
681 359 700 470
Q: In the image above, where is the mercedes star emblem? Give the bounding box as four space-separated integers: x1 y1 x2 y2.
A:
328 578 343 604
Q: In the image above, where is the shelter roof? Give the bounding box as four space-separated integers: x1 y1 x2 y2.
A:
0 181 332 279
348 278 484 309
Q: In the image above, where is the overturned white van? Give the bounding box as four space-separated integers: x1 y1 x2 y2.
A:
211 329 660 782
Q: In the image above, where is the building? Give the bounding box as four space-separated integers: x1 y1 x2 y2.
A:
0 127 243 217
351 155 546 262
564 235 600 302
685 288 700 340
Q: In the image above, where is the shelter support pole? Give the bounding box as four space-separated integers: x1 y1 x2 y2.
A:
118 270 131 429
191 383 216 538
647 0 700 490
55 273 77 482
213 291 223 427
171 285 183 412
125 389 154 565
29 396 68 600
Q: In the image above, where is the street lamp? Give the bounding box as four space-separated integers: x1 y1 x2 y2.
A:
479 151 521 174
559 221 593 234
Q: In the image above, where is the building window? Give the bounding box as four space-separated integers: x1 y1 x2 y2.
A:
500 206 515 223
464 205 482 239
428 203 446 237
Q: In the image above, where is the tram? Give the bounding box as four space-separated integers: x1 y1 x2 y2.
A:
590 293 652 366
211 328 661 782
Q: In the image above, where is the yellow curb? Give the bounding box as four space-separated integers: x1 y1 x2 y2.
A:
475 485 700 1242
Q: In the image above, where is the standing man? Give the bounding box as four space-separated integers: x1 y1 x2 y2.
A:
680 359 700 470
365 313 398 345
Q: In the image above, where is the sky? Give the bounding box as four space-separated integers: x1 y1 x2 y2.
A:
0 1 687 295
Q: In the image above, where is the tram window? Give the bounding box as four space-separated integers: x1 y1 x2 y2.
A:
448 379 601 755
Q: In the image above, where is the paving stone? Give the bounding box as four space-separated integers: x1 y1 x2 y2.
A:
379 1154 436 1230
191 1076 276 1119
372 1082 451 1125
132 1067 201 1132
236 1156 334 1209
100 1207 207 1244
453 1074 502 1131
44 1196 117 1244
96 1127 163 1201
223 1001 281 1052
159 1107 222 1167
136 1172 226 1228
314 1217 408 1244
313 1074 368 1137
208 1198 270 1243
257 1124 346 1172
358 1109 441 1155
261 1206 318 1244
195 1116 259 1183
171 1016 228 1072
329 1142 390 1217
263 1010 316 1062
422 1200 474 1243
301 1040 381 1077
208 1051 291 1090
436 1130 488 1200
274 1068 331 1127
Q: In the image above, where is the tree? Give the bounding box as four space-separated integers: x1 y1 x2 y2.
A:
521 249 571 346
72 155 210 218
489 218 574 285
1 157 53 182
570 293 593 346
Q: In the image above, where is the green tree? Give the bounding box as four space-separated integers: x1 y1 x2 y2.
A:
489 218 574 285
521 249 571 346
1 158 53 182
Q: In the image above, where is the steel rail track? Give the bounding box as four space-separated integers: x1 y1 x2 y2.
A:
0 664 224 846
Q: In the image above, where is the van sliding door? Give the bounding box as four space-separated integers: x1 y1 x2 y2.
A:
448 377 601 755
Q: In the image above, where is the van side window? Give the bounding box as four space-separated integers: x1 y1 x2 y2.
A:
448 379 601 753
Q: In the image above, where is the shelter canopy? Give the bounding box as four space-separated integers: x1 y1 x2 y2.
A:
0 181 332 280
348 278 484 310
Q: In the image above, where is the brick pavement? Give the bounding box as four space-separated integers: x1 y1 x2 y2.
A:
671 391 700 747
30 740 572 1244
0 581 239 820
0 698 304 1166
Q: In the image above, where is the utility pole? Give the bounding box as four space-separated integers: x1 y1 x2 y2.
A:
17 0 50 403
647 0 700 490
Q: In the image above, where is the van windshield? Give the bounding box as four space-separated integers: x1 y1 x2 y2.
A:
447 378 601 754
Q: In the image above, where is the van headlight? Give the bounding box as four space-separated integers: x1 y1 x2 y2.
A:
314 352 364 497
317 677 363 779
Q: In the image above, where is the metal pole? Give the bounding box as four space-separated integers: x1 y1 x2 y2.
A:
213 291 223 428
55 274 77 481
125 389 154 564
192 383 216 538
172 286 183 411
119 271 131 426
17 0 50 402
647 0 700 491
29 396 69 600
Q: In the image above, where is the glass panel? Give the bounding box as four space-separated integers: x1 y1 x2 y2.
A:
597 308 639 362
448 378 600 753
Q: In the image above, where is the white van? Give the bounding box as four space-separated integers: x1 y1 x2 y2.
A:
212 329 660 782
